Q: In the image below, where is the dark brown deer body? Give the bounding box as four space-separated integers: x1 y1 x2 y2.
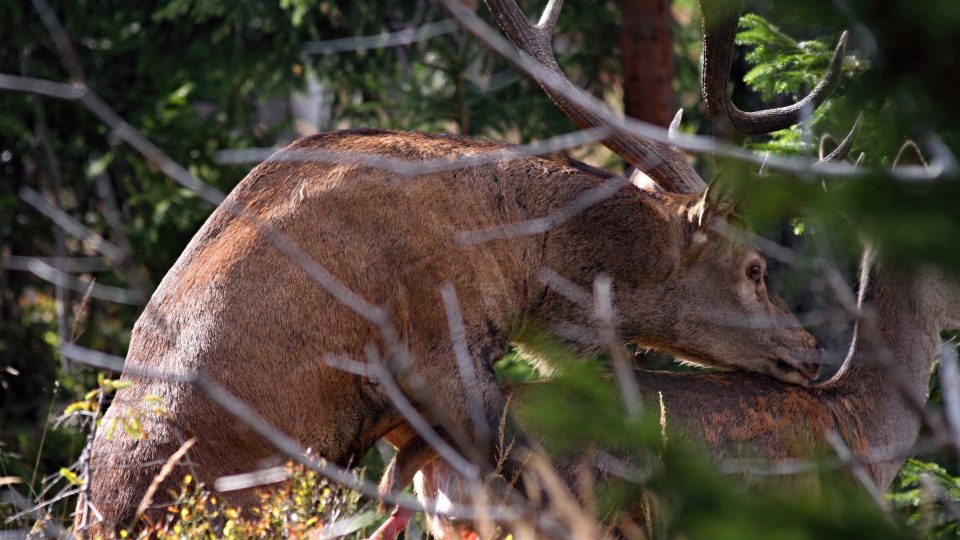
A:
83 129 817 534
391 256 960 538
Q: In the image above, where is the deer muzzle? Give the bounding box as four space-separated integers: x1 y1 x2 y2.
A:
770 343 822 387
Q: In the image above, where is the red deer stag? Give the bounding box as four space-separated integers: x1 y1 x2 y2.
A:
80 0 824 536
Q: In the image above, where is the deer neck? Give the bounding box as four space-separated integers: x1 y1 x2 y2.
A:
524 181 678 351
828 258 945 485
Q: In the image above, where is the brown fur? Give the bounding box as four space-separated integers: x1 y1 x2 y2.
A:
81 129 817 535
385 257 960 535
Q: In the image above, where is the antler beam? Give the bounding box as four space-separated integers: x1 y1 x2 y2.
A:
484 0 707 194
700 0 848 139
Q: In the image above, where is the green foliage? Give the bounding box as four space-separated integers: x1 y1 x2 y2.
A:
892 459 960 538
735 12 866 157
125 466 371 539
301 1 620 139
727 8 960 274
737 13 862 103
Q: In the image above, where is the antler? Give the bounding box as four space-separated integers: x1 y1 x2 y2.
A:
819 112 863 162
700 0 848 139
483 0 706 194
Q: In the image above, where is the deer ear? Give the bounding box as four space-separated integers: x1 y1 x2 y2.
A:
690 181 737 236
700 177 737 221
692 180 737 229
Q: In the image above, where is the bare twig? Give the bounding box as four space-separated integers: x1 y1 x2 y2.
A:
441 283 491 449
213 125 612 171
302 19 458 55
93 170 150 296
214 466 289 493
1 256 109 273
59 343 532 525
939 344 960 453
536 267 592 310
133 438 196 520
456 175 627 245
825 430 889 510
593 275 641 420
19 187 127 263
328 351 480 482
438 0 956 182
28 81 71 371
2 488 76 539
25 259 142 305
31 0 84 81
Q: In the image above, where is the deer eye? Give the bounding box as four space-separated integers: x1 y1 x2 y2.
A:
747 264 763 283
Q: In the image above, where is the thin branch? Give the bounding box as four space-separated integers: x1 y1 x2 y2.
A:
593 275 642 420
825 430 889 510
214 466 289 493
19 187 127 263
302 19 459 55
0 73 82 98
94 169 150 296
1 256 109 273
213 125 612 170
455 175 628 245
939 344 960 453
536 267 592 310
58 343 530 525
133 438 196 520
329 350 480 482
31 0 84 81
441 283 491 448
29 81 72 372
25 259 143 305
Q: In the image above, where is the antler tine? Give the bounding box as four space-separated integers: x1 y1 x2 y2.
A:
536 0 563 34
821 112 863 162
700 0 848 139
892 140 929 169
483 0 706 194
818 134 836 161
668 109 684 140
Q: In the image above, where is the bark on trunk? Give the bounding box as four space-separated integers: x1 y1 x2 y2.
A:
620 0 675 127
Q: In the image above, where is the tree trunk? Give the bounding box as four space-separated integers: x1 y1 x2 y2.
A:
619 0 675 127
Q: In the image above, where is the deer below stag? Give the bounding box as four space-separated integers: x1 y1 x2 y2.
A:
380 247 960 539
79 0 830 536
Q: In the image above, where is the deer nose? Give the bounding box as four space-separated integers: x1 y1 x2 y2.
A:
777 360 820 383
776 347 821 383
799 352 821 381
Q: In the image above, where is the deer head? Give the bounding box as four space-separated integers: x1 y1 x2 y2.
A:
474 0 852 384
630 191 821 384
